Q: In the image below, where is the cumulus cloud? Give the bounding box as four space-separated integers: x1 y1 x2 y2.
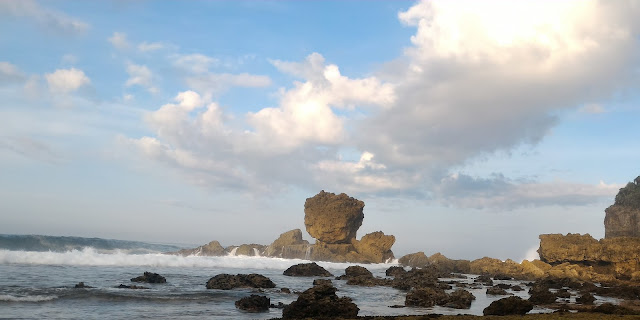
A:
45 68 90 94
0 62 26 84
108 32 130 50
0 0 88 35
173 53 218 74
122 1 639 208
125 63 156 93
137 41 164 52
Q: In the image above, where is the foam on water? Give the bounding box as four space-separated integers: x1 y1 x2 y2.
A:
0 248 398 270
0 294 59 302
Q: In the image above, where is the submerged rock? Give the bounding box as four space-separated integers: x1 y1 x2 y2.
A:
205 274 275 290
304 191 364 244
283 262 333 277
74 282 93 288
235 295 270 312
116 284 148 289
483 296 533 316
282 284 359 319
131 271 166 284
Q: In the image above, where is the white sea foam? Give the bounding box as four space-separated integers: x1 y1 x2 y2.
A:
0 248 397 270
0 294 58 302
521 245 541 262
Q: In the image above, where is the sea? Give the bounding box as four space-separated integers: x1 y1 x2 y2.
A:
0 234 618 319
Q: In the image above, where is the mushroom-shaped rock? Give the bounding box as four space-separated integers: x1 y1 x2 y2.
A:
304 191 364 244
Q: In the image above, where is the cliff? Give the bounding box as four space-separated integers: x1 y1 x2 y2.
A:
605 177 640 238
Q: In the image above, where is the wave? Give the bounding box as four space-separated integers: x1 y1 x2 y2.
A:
0 234 183 253
0 247 397 270
0 294 58 302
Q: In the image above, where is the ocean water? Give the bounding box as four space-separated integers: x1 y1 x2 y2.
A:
0 234 612 319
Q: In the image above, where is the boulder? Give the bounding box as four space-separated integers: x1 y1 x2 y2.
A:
235 295 270 312
486 286 510 295
385 266 407 277
283 262 333 277
443 289 475 309
427 252 471 274
483 296 533 316
336 265 390 287
130 271 166 284
528 284 557 305
392 267 441 291
205 274 276 290
469 257 524 277
282 284 359 319
304 191 364 244
398 252 429 268
352 231 395 263
265 229 311 258
404 287 448 307
171 240 225 256
313 279 332 286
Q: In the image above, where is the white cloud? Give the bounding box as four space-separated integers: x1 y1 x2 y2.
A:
121 1 640 209
0 62 26 84
173 53 218 74
125 63 156 93
137 41 164 52
108 32 130 50
44 68 90 94
0 0 88 35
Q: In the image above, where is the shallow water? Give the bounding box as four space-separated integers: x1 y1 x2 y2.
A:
0 236 616 319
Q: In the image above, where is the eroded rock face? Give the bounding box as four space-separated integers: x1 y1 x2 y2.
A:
304 191 364 244
605 178 640 238
352 231 395 263
171 240 225 256
265 229 310 258
282 284 359 319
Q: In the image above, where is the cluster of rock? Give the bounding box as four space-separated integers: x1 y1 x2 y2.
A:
170 190 396 263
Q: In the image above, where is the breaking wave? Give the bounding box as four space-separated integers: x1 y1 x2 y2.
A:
0 294 58 302
0 234 183 254
0 248 397 270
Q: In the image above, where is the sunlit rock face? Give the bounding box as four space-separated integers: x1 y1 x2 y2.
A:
604 177 640 238
304 190 364 244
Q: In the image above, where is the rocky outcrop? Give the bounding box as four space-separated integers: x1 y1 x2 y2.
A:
235 295 270 312
336 265 391 287
131 272 166 283
538 233 640 279
171 240 225 256
282 284 359 319
405 287 475 309
304 191 364 244
264 229 311 258
483 296 533 316
352 231 395 263
283 263 333 277
205 274 275 290
605 177 640 238
399 252 470 273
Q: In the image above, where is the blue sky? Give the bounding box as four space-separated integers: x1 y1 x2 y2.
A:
1 0 639 260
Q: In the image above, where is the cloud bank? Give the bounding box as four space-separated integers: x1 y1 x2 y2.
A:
123 0 639 208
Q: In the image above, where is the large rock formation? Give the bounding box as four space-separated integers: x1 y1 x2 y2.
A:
171 240 225 256
399 252 470 273
538 233 640 280
352 231 395 263
264 229 311 259
304 191 364 244
605 177 640 238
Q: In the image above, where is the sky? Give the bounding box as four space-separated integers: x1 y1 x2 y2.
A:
1 0 639 261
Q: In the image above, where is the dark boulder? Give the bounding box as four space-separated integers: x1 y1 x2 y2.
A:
313 279 332 286
443 289 475 309
385 266 406 277
283 262 333 277
74 282 93 288
206 273 276 290
576 293 596 304
591 302 638 315
528 285 557 305
282 284 359 319
404 287 448 307
336 265 390 286
486 286 510 295
392 267 440 291
131 271 166 284
483 296 533 316
235 295 270 312
341 265 372 278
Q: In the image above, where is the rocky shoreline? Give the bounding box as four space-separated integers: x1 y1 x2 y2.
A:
164 176 640 318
